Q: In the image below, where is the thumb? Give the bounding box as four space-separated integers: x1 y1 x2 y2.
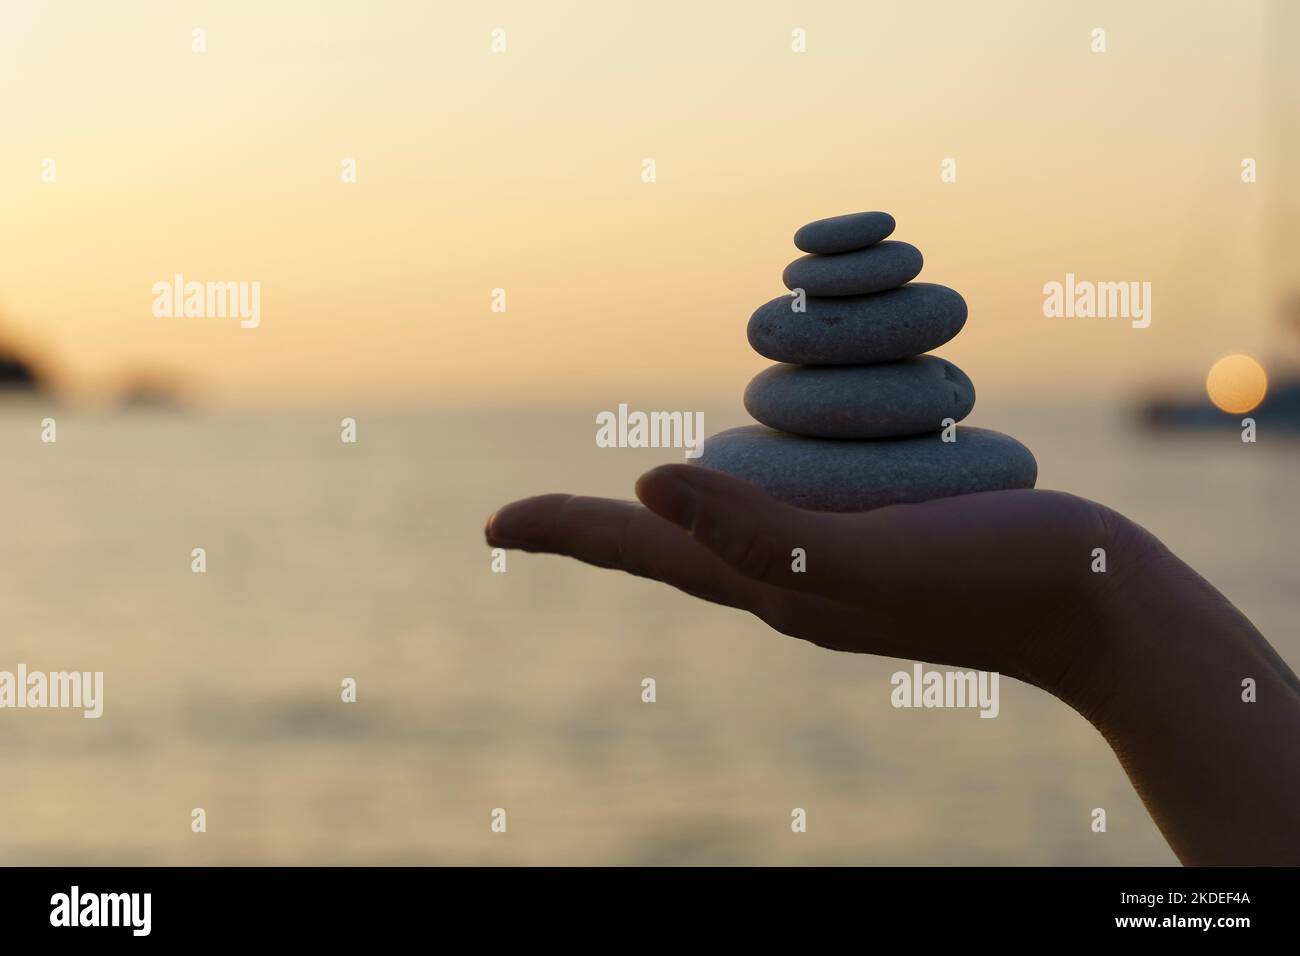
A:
634 463 881 601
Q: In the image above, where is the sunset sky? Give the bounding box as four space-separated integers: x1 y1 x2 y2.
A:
1 0 1295 405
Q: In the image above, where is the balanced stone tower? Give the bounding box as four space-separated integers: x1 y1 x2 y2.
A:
695 211 1037 511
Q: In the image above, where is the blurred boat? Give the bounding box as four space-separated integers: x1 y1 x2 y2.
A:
1139 377 1300 431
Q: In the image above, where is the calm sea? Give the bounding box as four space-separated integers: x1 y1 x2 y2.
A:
0 400 1294 864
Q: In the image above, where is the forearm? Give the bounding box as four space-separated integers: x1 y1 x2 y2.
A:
1056 541 1300 865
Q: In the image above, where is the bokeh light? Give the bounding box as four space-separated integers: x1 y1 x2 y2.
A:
1206 354 1268 414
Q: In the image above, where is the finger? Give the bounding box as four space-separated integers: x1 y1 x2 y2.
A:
485 493 771 612
634 464 905 605
485 492 943 660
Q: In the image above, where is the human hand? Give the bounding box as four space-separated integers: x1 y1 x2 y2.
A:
486 464 1300 865
485 464 1131 698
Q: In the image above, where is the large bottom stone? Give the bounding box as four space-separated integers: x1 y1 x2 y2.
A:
694 424 1037 512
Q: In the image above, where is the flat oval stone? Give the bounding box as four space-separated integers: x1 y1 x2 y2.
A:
748 283 967 365
743 357 975 439
694 425 1036 512
794 211 895 255
783 241 922 296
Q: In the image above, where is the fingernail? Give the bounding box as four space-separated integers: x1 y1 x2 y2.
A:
484 508 528 547
637 471 697 530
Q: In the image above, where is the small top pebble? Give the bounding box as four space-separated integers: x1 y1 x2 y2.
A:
794 211 895 255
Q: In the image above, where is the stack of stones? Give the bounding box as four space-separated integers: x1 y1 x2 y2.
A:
695 211 1037 511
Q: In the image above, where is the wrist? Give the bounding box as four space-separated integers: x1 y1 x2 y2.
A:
1041 513 1278 733
1020 511 1225 726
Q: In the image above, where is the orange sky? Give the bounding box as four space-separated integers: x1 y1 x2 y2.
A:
1 0 1295 405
